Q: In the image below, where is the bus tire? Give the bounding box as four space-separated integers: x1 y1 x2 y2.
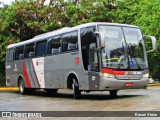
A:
109 90 118 98
72 78 81 99
19 78 27 95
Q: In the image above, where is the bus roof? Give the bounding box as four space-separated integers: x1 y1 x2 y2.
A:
7 22 139 49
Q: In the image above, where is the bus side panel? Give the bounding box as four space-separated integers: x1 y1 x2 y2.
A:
6 60 21 87
20 60 37 88
7 59 40 88
44 55 63 89
28 59 41 88
6 61 14 87
58 52 89 90
44 54 100 90
44 52 90 90
6 60 24 87
31 57 46 88
61 52 100 91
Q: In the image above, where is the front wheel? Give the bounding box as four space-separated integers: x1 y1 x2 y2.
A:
72 78 81 99
109 90 118 98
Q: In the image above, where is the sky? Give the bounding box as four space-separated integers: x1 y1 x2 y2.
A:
0 0 14 7
0 0 51 7
0 0 15 5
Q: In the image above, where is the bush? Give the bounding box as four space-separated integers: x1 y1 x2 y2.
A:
0 62 5 86
0 74 5 86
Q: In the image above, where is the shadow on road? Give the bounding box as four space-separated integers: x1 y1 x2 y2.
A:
8 90 144 100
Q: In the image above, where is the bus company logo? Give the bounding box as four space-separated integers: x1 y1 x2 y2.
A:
36 61 38 66
36 61 43 66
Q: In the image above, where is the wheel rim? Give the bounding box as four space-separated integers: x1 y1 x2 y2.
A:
72 84 75 93
19 81 24 93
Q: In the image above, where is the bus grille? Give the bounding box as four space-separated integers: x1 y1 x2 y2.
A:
115 75 141 80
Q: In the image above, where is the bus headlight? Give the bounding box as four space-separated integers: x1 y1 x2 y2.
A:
143 73 149 78
103 73 115 78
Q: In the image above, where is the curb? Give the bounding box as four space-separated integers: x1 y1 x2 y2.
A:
0 87 19 91
148 83 160 87
0 84 160 91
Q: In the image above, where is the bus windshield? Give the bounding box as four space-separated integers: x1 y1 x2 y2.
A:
99 25 148 70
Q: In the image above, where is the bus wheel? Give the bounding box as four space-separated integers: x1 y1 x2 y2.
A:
72 78 81 99
45 89 58 94
109 90 118 98
19 78 27 95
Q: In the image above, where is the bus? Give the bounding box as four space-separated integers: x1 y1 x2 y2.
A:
5 22 157 99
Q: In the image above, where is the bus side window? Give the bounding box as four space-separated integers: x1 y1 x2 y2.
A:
48 36 61 55
62 31 78 52
19 54 24 59
15 46 24 60
6 49 10 62
35 40 47 57
24 43 35 58
6 49 14 62
29 52 34 58
6 50 9 62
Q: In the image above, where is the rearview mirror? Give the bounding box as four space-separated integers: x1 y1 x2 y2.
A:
95 31 105 49
143 35 157 53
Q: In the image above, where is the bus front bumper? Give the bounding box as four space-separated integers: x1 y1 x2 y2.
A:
99 77 148 90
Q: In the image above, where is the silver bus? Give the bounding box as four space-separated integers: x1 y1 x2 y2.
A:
5 22 157 99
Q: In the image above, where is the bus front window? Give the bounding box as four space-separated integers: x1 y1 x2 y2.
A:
98 25 148 70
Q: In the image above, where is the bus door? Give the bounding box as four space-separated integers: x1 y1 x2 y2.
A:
81 26 100 90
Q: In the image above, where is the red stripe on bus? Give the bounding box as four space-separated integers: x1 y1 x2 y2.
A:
22 61 31 88
102 68 125 75
31 60 40 88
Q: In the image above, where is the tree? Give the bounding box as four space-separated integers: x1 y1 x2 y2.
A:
0 0 116 86
0 0 62 86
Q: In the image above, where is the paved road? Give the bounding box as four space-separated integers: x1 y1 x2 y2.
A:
0 87 160 119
